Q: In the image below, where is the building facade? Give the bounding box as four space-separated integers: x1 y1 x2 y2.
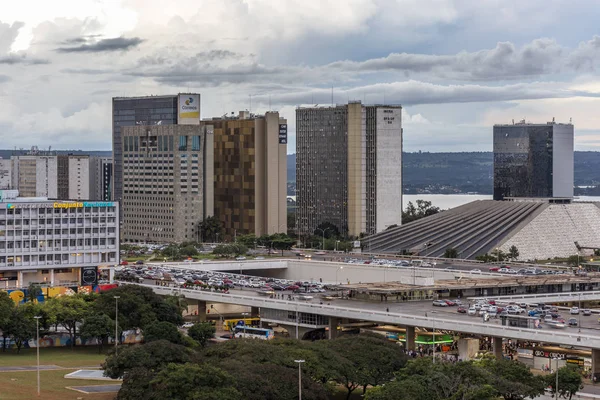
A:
89 156 113 201
200 111 287 238
0 193 119 287
493 121 574 201
11 155 59 198
0 159 11 189
112 94 199 211
296 102 402 238
120 124 213 243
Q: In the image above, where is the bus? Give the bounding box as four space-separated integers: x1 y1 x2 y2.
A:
223 318 260 331
233 326 275 340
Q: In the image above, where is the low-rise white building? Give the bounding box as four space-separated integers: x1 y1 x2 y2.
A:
0 192 119 288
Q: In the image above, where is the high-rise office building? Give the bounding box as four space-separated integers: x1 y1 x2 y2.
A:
296 101 402 238
200 111 287 238
0 159 12 189
493 121 574 200
11 155 58 198
120 124 214 243
89 156 113 201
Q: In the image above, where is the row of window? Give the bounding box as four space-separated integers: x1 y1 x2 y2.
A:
0 237 116 249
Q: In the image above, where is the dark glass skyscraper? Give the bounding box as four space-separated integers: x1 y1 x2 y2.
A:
493 122 574 201
112 96 178 210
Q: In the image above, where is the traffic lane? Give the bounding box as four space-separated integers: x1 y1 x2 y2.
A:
139 281 600 336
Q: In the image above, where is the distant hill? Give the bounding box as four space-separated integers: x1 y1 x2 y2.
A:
287 151 600 194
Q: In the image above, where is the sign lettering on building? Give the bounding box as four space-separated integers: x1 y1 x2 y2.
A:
279 124 288 144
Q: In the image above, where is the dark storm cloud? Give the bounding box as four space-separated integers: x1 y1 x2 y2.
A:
56 36 144 53
0 54 50 65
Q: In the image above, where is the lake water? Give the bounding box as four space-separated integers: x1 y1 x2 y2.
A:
403 194 600 210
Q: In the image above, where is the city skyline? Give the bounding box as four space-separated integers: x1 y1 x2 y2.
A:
3 1 600 153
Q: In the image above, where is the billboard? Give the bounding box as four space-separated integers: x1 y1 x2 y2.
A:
178 93 201 124
81 266 98 286
279 124 288 144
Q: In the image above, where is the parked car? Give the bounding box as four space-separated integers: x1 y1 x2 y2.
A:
444 300 456 306
544 315 553 323
433 300 448 307
488 266 500 272
457 306 467 313
570 307 580 315
583 309 592 316
136 260 144 265
568 318 578 327
470 269 482 274
467 307 477 316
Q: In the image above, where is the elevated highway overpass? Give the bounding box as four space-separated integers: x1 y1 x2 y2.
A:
126 282 600 351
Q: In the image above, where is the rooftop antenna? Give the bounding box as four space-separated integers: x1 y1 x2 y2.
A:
512 119 514 125
570 117 573 123
552 117 555 123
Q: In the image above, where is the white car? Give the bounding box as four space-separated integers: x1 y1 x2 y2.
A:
470 269 482 274
181 322 195 329
570 307 580 315
467 307 477 316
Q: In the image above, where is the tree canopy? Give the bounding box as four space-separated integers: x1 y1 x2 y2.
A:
402 200 441 224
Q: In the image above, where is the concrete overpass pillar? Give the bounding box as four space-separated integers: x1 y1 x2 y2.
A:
493 337 503 360
592 349 600 381
405 326 416 351
251 307 260 317
329 317 340 340
186 299 207 321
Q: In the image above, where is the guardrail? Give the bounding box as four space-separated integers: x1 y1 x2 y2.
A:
124 282 600 349
470 291 600 303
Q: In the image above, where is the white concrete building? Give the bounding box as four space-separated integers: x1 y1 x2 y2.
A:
0 193 119 287
68 156 90 200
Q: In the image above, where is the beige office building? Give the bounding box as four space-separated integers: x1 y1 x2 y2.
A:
200 111 287 238
120 124 214 243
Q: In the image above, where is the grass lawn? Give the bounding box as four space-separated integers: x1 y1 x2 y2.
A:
0 347 108 368
0 369 117 400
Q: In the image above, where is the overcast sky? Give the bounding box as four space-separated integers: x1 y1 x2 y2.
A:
3 0 600 153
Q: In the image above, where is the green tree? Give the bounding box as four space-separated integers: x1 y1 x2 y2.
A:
199 215 224 243
444 247 458 258
148 363 240 400
325 335 407 398
179 245 198 258
187 322 215 348
545 365 583 400
103 340 192 379
5 307 36 353
567 255 581 267
508 245 520 261
94 286 183 331
271 234 295 252
143 321 184 345
477 357 546 400
314 222 340 239
287 212 296 231
27 283 43 303
161 245 181 260
80 313 115 353
402 200 441 224
0 291 14 352
236 234 257 248
46 294 90 348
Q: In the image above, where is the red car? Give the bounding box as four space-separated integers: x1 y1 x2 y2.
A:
488 300 496 305
457 306 467 313
444 300 456 306
488 266 500 272
120 261 129 265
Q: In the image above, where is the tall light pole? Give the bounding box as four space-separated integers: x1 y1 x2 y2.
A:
295 303 299 340
335 240 340 252
336 266 344 284
430 311 437 364
294 359 305 400
34 315 41 397
315 228 330 250
554 357 559 400
114 296 120 356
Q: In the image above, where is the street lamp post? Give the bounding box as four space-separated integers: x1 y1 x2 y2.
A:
554 357 559 400
315 228 330 250
295 303 299 340
114 296 120 356
430 311 437 364
34 315 41 397
294 359 305 400
336 266 344 284
335 240 340 252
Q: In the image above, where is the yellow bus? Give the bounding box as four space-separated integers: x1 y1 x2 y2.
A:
223 318 261 331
